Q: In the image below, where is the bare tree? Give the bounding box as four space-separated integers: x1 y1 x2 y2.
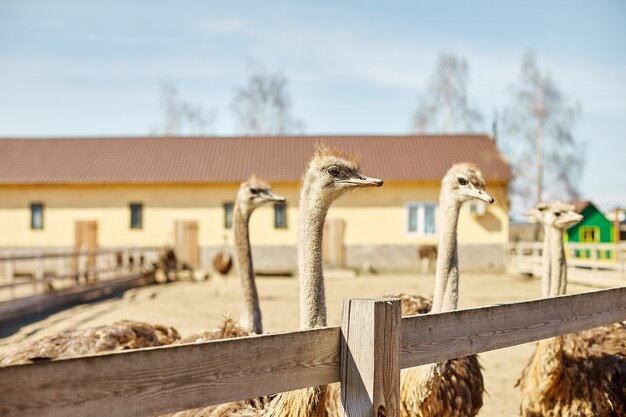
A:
231 68 303 135
413 53 483 133
502 52 584 234
155 81 216 135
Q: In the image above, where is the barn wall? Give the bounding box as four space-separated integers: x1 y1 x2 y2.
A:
0 180 509 272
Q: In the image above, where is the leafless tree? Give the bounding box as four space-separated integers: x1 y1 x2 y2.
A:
155 81 216 135
502 52 584 234
413 53 483 133
231 68 303 135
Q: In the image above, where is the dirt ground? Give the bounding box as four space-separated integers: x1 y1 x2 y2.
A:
0 272 594 416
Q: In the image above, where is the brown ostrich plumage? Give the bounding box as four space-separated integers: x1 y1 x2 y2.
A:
185 386 326 417
384 293 433 316
400 355 483 417
213 251 233 275
324 383 341 417
0 320 181 366
517 322 626 417
391 294 483 417
263 386 328 417
179 316 251 344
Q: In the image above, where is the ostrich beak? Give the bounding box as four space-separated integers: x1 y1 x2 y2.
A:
261 191 286 203
342 173 384 188
556 211 583 228
468 188 495 204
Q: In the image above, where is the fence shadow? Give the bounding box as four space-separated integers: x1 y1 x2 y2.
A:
0 283 157 339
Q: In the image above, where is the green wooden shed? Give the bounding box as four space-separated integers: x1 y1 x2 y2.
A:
565 201 615 260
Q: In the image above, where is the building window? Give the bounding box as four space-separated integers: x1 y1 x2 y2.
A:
274 202 287 229
580 226 600 243
224 203 234 229
30 203 44 230
407 203 436 235
130 203 143 229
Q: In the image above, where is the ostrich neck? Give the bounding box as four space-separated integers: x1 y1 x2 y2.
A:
297 182 329 329
541 224 551 298
549 227 567 297
233 201 262 334
431 194 461 313
534 336 565 387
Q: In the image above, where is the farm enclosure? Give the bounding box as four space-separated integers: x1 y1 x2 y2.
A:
1 273 623 416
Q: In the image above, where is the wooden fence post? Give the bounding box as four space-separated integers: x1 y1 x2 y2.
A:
341 298 401 417
78 250 88 283
34 254 44 294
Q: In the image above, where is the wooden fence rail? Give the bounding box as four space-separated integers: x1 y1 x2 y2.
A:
0 247 163 323
0 287 624 417
0 247 161 298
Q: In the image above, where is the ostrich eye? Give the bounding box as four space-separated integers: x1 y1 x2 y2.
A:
250 188 260 194
554 212 562 217
327 165 341 177
457 177 469 186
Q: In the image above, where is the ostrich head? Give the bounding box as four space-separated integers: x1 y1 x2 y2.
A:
543 202 582 230
441 162 494 205
525 202 550 224
236 175 286 215
302 146 383 205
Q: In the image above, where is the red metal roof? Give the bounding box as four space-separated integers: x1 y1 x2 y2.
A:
0 135 512 184
570 201 592 214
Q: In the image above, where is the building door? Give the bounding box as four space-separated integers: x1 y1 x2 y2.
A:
323 218 346 268
75 221 98 272
175 221 199 269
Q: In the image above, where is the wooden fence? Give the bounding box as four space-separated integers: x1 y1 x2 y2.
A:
0 286 624 417
508 242 626 282
0 247 161 299
0 248 161 322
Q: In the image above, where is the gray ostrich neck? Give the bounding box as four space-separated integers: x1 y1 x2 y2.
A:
537 227 567 384
549 227 567 297
233 201 262 334
431 193 461 313
297 183 329 329
541 224 551 298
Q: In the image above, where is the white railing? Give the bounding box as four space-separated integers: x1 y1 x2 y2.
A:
507 241 626 279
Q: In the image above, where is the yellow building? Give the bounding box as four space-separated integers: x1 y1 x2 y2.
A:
0 135 511 272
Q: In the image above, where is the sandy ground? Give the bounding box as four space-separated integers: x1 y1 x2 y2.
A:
0 272 595 416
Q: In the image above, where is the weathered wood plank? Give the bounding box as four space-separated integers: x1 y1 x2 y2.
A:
0 326 341 417
400 286 626 368
341 298 401 417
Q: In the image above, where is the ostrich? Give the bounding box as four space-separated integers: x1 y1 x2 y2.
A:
389 163 493 417
232 175 285 334
525 202 552 297
0 177 284 365
213 237 233 275
203 146 383 417
0 320 181 365
171 176 285 348
517 202 626 417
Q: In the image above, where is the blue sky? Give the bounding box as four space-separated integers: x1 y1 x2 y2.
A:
1 1 625 211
